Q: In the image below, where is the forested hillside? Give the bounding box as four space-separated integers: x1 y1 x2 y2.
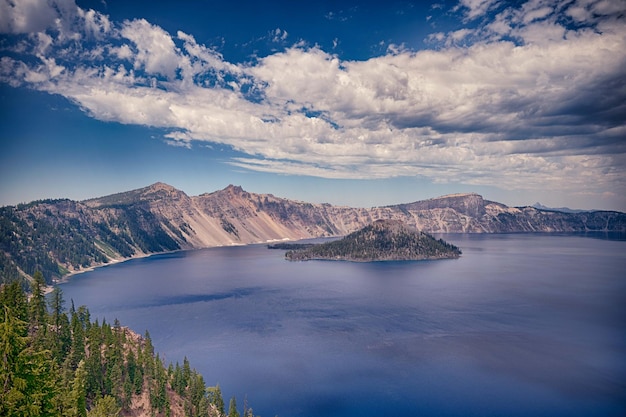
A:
0 274 255 417
0 197 181 286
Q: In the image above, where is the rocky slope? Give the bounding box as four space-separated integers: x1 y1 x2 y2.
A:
1 182 624 284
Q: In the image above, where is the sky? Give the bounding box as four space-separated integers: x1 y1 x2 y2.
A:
1 0 625 211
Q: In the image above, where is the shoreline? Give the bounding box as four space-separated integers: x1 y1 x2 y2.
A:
47 251 160 293
45 239 290 293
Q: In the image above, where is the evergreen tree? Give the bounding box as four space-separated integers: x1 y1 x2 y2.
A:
141 330 155 380
69 360 87 417
151 354 169 414
0 304 57 416
0 280 28 322
228 396 240 417
28 271 47 343
68 306 86 370
122 348 137 408
207 384 225 416
132 341 144 395
85 320 104 398
171 362 184 396
48 287 71 365
87 395 120 417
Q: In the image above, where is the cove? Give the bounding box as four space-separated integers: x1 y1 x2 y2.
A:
59 233 626 417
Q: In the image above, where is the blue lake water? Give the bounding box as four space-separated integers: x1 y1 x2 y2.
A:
59 233 626 417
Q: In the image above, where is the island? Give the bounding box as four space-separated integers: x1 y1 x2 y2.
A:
267 242 316 250
284 219 462 262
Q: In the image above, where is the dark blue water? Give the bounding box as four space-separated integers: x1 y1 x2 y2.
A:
60 234 626 417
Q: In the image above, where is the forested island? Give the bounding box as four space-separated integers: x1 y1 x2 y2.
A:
285 220 461 262
0 273 256 417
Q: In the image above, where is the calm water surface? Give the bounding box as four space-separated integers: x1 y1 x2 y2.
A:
60 234 626 417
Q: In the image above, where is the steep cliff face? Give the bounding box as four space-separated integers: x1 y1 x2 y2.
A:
1 183 624 284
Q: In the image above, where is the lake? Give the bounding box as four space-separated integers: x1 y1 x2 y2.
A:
59 233 626 417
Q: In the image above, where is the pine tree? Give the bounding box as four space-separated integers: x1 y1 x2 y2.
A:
207 384 225 416
28 271 47 344
87 395 120 417
122 349 137 408
228 396 240 417
141 330 155 379
132 340 143 395
70 360 87 417
85 320 104 398
48 287 71 365
0 280 28 322
0 304 58 416
68 306 86 370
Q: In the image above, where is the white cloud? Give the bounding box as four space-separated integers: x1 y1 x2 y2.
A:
447 28 474 45
1 0 625 199
121 19 180 79
521 6 553 24
457 0 500 21
109 44 133 60
78 7 111 39
0 0 59 33
271 28 288 43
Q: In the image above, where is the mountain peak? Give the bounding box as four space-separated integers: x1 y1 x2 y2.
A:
435 192 481 199
224 184 245 194
147 182 178 192
85 182 187 207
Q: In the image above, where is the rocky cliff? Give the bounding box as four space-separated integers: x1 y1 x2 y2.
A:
1 183 624 284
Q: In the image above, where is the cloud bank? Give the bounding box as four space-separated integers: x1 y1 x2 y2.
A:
1 0 625 197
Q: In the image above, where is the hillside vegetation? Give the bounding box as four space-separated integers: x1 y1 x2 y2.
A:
286 220 461 261
0 274 255 417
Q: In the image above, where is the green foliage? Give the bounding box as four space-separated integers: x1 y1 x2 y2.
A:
286 220 462 262
0 200 181 286
87 395 120 417
207 385 225 415
0 304 57 416
0 274 263 417
71 360 88 417
228 396 240 417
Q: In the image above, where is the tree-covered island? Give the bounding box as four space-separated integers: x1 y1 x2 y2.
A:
285 219 461 262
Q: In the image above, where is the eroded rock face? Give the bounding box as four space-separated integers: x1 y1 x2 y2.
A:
2 182 625 282
398 193 487 218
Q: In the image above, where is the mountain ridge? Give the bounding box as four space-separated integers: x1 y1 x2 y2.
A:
1 182 625 285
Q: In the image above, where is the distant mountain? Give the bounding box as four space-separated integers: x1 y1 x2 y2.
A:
1 183 625 285
285 219 461 262
531 202 591 214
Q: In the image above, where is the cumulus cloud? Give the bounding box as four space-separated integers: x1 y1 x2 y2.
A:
121 19 180 79
1 0 625 198
0 0 59 33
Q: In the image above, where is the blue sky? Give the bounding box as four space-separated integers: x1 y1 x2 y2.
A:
1 0 625 210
